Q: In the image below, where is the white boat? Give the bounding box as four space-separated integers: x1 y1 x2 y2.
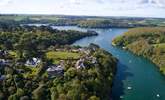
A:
123 47 126 49
127 87 132 90
120 96 124 99
156 94 160 98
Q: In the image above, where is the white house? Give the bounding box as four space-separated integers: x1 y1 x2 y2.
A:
91 57 97 64
75 58 85 69
0 59 10 66
25 58 41 67
0 50 8 57
47 65 64 77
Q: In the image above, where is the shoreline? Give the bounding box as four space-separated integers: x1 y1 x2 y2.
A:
111 42 165 76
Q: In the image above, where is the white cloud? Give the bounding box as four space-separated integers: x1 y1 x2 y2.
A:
0 0 12 6
0 0 165 18
67 0 165 10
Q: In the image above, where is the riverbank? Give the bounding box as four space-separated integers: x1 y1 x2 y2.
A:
0 23 117 100
0 44 117 100
2 15 165 29
60 26 165 100
112 27 165 75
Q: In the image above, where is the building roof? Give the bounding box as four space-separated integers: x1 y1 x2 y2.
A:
47 65 63 72
25 57 41 67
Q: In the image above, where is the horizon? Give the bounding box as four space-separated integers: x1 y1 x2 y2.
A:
0 13 165 19
0 0 165 18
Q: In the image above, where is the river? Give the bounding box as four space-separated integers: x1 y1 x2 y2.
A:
52 26 165 100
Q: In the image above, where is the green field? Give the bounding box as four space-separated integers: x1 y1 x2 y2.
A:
0 15 26 21
9 51 17 58
46 51 81 64
0 15 61 21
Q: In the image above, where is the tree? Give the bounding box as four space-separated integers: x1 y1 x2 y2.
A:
50 87 58 100
0 91 5 100
8 94 18 100
32 84 47 100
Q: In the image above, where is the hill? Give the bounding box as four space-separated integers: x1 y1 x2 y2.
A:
112 27 165 75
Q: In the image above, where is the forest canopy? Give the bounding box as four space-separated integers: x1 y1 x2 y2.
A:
112 27 165 75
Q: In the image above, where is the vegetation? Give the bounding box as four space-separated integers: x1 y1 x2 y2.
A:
46 51 81 64
112 27 165 75
0 45 117 100
1 14 165 28
78 20 112 28
0 21 117 100
46 51 80 60
0 24 97 57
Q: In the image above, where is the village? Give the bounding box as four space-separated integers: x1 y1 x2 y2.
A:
0 45 99 80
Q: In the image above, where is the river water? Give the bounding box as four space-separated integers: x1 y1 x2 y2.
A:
53 26 165 100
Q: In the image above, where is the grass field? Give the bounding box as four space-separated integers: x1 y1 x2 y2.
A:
46 51 81 64
0 15 62 21
8 51 18 58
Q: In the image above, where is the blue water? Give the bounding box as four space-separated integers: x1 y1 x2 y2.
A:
53 26 165 100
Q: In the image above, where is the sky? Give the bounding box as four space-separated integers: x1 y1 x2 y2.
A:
0 0 165 18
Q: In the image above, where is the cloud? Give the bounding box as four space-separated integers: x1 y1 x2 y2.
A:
69 0 105 5
0 0 12 6
0 0 165 18
68 0 165 10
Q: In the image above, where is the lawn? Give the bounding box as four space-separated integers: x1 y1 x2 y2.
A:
46 51 81 64
9 51 18 58
0 15 28 21
0 15 61 21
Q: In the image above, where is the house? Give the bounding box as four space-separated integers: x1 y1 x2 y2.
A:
0 59 10 66
71 49 79 53
84 50 91 55
58 60 65 68
55 48 65 52
25 58 41 67
91 57 97 64
16 69 25 73
0 75 5 81
78 48 91 55
0 50 8 57
79 48 87 53
75 58 85 69
47 65 64 77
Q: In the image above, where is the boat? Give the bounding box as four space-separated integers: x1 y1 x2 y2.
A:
120 96 124 99
156 94 160 98
122 47 126 49
127 87 132 90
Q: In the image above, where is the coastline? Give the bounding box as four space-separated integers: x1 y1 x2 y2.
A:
111 42 165 76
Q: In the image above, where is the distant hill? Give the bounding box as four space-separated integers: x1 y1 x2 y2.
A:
0 14 165 28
